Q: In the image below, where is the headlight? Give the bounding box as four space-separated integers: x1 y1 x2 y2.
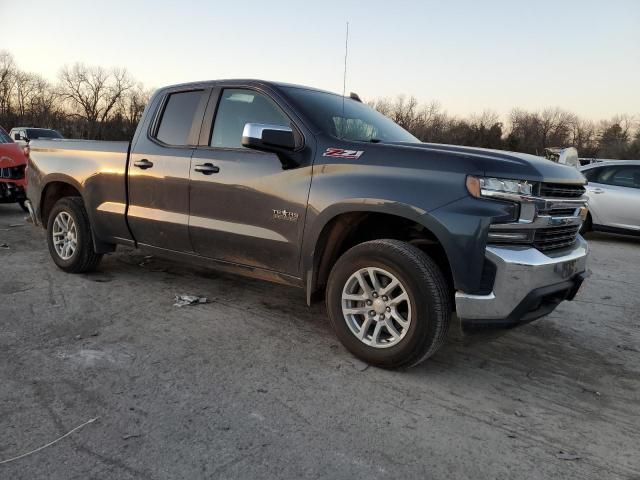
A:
466 176 533 199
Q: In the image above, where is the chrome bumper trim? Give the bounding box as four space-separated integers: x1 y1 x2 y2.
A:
455 236 588 320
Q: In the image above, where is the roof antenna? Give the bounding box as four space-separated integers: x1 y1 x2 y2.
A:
341 21 349 139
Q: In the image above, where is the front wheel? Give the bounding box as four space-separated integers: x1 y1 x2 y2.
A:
326 239 451 369
46 197 103 273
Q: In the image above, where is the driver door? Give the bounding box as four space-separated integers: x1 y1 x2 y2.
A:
188 87 313 276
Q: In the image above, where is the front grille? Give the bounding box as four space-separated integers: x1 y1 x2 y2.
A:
534 225 580 251
0 165 25 180
539 183 585 198
488 182 585 253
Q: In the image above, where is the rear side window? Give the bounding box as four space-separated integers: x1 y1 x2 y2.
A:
0 128 11 144
609 166 640 189
155 90 206 146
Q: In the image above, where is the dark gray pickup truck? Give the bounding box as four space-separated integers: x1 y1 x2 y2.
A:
25 80 589 368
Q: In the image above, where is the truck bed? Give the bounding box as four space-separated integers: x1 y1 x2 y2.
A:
28 139 132 244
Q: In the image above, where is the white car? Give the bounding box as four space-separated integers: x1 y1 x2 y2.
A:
579 160 640 235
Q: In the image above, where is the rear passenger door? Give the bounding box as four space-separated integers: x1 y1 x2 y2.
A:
585 165 640 231
128 88 209 251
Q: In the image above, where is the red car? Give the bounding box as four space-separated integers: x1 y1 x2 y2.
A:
0 126 28 211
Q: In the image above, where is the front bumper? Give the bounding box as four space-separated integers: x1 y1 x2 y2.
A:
0 181 27 204
455 236 588 329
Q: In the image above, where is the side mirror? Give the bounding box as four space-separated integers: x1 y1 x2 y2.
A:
242 123 296 152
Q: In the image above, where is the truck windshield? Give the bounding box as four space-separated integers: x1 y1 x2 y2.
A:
26 128 63 139
281 87 419 144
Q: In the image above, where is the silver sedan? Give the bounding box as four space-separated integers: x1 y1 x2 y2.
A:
579 160 640 235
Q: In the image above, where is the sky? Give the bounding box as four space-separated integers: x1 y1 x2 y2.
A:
1 0 639 120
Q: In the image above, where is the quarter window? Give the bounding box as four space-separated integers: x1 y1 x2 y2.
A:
210 89 290 149
155 90 206 146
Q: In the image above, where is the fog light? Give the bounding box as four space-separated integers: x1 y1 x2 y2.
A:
487 231 530 241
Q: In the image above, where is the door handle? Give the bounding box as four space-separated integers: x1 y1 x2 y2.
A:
134 159 154 170
194 163 220 175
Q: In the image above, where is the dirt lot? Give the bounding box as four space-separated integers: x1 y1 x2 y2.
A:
1 203 639 480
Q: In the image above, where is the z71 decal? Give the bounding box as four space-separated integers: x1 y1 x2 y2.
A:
323 148 364 159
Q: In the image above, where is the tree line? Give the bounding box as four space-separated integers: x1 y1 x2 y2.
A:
369 97 639 160
0 51 150 141
1 50 638 159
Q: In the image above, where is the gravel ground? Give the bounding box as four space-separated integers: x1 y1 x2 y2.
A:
1 203 639 479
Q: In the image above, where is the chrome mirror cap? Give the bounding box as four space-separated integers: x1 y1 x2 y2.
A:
242 123 293 141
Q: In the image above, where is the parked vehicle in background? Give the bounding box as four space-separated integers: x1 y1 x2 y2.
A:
544 147 579 167
9 127 64 143
580 160 640 235
25 80 590 368
0 126 29 212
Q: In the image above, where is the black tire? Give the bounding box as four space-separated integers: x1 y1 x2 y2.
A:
46 197 103 273
18 200 29 213
326 239 451 369
579 212 592 235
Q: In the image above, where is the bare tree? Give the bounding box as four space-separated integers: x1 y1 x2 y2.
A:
597 115 635 159
58 63 133 138
570 118 598 158
120 83 151 129
14 71 41 118
0 51 17 117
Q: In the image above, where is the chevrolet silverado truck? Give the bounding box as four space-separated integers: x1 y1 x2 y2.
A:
25 80 589 368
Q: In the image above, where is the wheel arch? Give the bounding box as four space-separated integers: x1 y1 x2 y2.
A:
39 176 84 227
39 176 115 254
303 204 455 305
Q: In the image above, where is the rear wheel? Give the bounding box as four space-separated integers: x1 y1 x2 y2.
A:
46 197 102 273
326 239 451 369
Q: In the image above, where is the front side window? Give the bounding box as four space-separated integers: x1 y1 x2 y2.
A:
210 89 290 149
583 167 603 182
155 90 206 146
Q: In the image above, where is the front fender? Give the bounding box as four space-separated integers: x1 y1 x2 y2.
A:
301 195 515 299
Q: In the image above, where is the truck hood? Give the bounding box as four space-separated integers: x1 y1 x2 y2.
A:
393 142 586 185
